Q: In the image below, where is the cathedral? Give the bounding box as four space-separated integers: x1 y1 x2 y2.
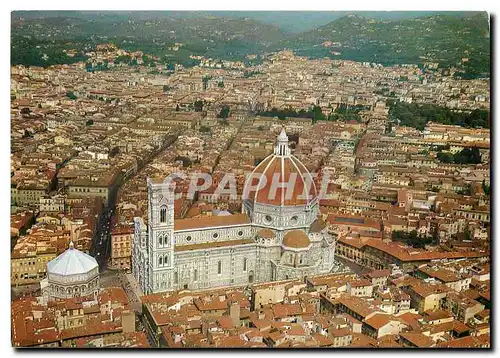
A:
132 129 338 294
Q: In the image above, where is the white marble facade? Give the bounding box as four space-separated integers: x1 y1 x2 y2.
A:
133 130 338 294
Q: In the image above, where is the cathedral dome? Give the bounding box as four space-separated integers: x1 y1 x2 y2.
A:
244 129 317 207
282 230 311 249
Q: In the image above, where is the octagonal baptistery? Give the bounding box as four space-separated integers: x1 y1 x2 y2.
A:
243 129 319 230
42 242 100 301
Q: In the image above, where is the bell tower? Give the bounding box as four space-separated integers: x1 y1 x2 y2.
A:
146 178 175 293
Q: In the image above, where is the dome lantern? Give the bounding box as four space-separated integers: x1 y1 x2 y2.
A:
274 128 291 156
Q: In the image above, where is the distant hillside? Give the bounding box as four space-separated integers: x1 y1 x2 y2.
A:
11 14 286 66
11 11 490 76
281 13 490 76
201 11 480 33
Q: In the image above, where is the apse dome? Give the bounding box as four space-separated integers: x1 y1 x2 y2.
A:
282 230 311 250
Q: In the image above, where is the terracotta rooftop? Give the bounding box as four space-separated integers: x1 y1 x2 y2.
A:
175 238 254 252
256 228 275 238
435 335 486 348
282 230 310 249
174 213 250 231
247 154 316 207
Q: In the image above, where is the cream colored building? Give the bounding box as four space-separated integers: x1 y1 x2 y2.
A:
11 246 57 285
110 227 133 270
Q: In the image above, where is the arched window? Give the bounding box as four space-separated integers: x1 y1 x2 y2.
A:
159 256 163 266
164 254 169 266
243 258 247 272
160 206 167 223
174 272 178 284
159 235 163 246
218 261 222 275
194 269 198 282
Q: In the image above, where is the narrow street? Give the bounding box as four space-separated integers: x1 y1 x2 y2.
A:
100 270 143 312
89 134 179 271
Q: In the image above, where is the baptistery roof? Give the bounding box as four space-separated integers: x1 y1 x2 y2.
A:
47 242 98 277
244 129 317 207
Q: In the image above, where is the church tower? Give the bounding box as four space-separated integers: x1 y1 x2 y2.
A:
146 178 175 293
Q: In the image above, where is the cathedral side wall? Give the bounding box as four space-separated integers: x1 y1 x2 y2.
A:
170 244 257 291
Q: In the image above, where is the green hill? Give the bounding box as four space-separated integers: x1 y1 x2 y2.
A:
281 13 490 77
11 11 490 76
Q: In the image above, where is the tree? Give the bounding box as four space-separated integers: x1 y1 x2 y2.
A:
385 121 393 134
392 230 432 248
328 113 340 121
334 103 362 122
194 100 204 112
202 76 211 90
453 147 481 164
218 81 224 88
482 179 490 196
115 55 132 64
437 152 454 163
176 104 180 112
388 102 489 130
66 91 77 100
312 105 326 122
218 105 230 119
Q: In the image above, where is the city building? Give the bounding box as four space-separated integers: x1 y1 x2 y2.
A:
41 242 100 302
132 130 339 294
110 226 133 270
